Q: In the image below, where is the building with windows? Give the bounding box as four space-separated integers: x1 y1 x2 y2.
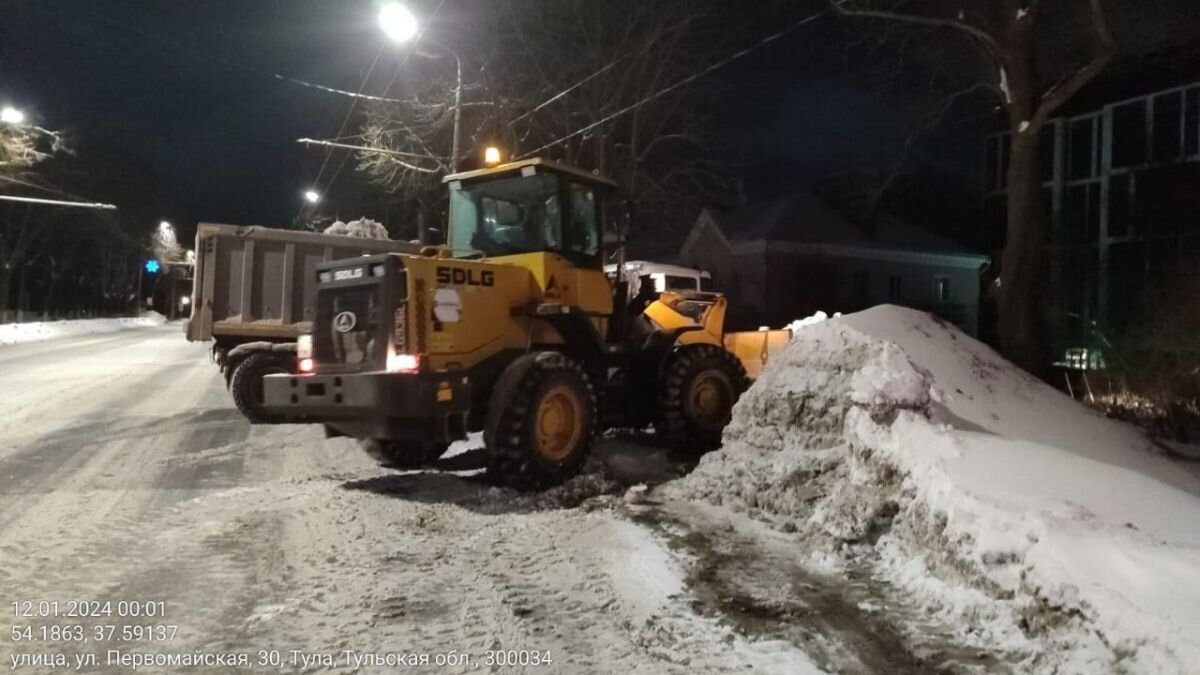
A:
984 49 1200 363
680 192 989 335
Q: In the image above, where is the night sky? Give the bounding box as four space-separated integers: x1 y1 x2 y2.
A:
3 0 1199 242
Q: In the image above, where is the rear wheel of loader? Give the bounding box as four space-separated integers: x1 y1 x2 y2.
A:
360 439 448 468
229 352 291 424
484 352 596 491
657 344 749 452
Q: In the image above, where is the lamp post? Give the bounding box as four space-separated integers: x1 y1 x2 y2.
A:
379 2 463 172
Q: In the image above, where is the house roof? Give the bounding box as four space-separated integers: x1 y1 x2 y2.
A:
704 193 982 258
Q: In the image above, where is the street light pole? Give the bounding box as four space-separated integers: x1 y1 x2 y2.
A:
379 3 463 172
450 49 462 172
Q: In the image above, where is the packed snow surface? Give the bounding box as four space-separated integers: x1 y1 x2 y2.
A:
671 305 1200 673
0 312 166 346
324 217 389 240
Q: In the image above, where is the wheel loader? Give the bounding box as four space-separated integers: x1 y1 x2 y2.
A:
262 158 790 489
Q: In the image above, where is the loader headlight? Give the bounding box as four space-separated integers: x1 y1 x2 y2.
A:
297 334 313 359
386 352 420 373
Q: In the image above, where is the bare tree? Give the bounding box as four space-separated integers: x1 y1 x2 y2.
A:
356 0 739 249
832 0 1117 371
0 126 67 321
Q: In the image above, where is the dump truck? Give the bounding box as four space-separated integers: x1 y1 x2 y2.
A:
185 223 419 421
262 159 791 489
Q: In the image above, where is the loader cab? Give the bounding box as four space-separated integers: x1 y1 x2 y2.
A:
443 159 616 269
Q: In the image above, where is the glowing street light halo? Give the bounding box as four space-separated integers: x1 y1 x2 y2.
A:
379 3 419 44
303 189 321 204
1 106 26 125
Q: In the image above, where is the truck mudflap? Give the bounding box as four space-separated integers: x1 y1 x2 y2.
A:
263 371 471 443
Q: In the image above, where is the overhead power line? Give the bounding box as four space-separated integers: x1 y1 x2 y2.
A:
314 0 449 198
81 8 409 103
298 138 442 161
518 10 827 159
507 58 625 127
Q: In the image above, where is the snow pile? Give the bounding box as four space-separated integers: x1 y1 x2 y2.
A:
670 305 1200 673
324 217 389 240
784 311 839 333
0 312 167 346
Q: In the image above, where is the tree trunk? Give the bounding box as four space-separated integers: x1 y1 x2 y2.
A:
998 128 1047 373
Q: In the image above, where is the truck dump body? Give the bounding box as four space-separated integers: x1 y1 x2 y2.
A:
186 223 420 344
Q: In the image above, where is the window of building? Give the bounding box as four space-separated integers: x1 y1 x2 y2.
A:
1153 90 1183 163
1069 118 1095 180
934 276 951 304
852 271 869 303
1064 184 1088 244
1185 87 1200 157
888 274 902 300
1112 101 1148 168
1108 173 1133 238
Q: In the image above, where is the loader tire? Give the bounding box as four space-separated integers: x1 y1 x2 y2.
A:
230 352 291 424
484 352 596 491
657 344 749 452
361 439 448 468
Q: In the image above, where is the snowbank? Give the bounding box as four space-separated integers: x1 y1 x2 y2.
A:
324 217 389 240
0 312 167 346
670 305 1200 672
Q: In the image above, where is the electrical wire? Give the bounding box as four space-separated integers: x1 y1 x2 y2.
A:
316 0 449 199
506 58 625 127
80 8 410 104
308 45 386 194
518 10 827 159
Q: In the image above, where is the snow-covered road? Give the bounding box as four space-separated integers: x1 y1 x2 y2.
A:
11 323 1119 673
0 326 844 673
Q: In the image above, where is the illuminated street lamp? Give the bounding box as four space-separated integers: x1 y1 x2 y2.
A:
304 189 321 204
378 3 419 44
0 106 25 125
484 146 502 166
379 3 463 172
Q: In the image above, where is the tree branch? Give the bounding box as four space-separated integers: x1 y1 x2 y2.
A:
829 0 1005 62
1031 0 1116 125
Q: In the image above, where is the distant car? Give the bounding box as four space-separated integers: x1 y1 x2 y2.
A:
604 260 713 301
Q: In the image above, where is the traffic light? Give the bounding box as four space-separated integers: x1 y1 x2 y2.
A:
144 259 161 274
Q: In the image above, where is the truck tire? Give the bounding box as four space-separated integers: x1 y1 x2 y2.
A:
229 352 292 424
657 344 749 452
484 352 596 491
360 439 448 468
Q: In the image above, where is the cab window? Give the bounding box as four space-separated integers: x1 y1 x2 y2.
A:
447 172 601 267
664 275 698 291
449 173 561 258
566 182 600 262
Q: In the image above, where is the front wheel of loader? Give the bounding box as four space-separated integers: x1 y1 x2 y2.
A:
657 344 750 452
484 352 596 491
361 439 448 468
229 352 291 424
